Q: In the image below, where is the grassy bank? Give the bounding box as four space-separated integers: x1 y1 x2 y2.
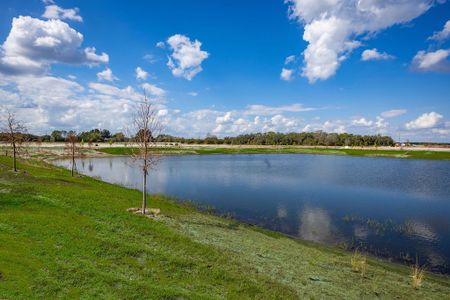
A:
1 157 450 299
97 146 450 160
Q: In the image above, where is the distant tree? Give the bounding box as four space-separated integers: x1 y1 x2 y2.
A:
130 93 162 215
205 133 219 144
112 132 125 142
101 129 111 141
65 132 79 177
325 133 338 146
90 129 102 142
2 111 27 172
50 130 66 142
78 129 102 143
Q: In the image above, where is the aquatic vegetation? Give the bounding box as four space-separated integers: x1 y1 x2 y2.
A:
342 215 417 236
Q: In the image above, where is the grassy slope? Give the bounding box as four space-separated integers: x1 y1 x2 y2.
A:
0 157 449 299
97 146 450 160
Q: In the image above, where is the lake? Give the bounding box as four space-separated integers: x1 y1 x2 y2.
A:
54 154 450 273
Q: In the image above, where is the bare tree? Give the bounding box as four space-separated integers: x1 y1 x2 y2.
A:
2 111 26 172
65 132 79 177
130 93 162 215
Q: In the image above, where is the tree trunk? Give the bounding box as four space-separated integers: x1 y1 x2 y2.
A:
71 145 75 177
142 170 147 215
12 141 17 172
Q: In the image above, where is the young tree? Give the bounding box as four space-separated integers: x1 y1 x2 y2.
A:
65 132 79 177
2 111 26 172
131 94 162 215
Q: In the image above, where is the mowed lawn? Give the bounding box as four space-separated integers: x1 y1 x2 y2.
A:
1 156 450 299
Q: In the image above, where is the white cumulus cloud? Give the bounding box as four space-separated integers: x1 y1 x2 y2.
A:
428 20 450 41
135 67 148 81
216 111 233 124
97 68 117 82
84 47 109 64
286 0 436 83
0 16 108 75
406 112 443 129
352 117 373 127
42 4 83 22
89 82 141 101
280 68 294 81
165 34 209 80
142 83 166 97
0 75 151 132
361 48 394 61
284 55 296 65
412 49 450 72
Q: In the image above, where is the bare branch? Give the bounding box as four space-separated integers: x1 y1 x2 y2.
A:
130 93 163 171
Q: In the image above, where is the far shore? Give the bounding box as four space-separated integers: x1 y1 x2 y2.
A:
3 141 450 152
2 142 450 160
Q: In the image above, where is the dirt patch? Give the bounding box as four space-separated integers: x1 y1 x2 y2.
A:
127 207 161 218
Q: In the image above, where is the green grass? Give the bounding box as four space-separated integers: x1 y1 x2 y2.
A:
1 156 450 299
97 146 450 160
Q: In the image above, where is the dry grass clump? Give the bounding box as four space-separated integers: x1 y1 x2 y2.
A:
351 249 367 277
411 263 425 289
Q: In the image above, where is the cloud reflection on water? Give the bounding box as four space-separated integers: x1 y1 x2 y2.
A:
298 206 335 243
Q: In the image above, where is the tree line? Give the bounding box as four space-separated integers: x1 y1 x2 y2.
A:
0 129 127 143
156 132 396 147
1 129 396 147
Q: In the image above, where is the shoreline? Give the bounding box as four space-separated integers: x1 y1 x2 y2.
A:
96 145 450 160
5 141 450 152
3 142 450 160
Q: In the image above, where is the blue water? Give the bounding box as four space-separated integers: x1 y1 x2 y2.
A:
54 154 450 273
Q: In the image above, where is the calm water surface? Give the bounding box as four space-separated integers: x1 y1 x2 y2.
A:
54 154 450 273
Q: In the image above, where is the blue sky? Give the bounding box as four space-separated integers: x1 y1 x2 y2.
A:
0 0 449 141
